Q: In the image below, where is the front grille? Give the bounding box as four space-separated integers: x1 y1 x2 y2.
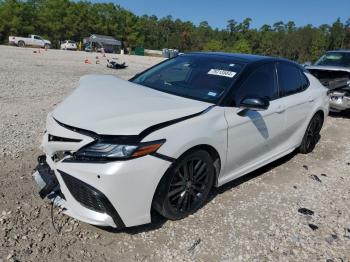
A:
58 170 125 227
59 171 107 213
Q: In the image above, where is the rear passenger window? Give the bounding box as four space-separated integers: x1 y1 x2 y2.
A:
235 63 277 104
277 63 306 96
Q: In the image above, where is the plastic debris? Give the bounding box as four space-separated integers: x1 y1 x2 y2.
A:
310 175 322 183
298 208 314 216
308 223 318 231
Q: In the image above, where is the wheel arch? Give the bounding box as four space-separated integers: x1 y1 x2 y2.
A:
313 108 325 128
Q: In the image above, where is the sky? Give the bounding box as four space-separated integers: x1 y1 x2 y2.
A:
93 0 350 29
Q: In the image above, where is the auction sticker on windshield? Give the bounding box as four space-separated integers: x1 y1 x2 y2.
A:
208 69 236 78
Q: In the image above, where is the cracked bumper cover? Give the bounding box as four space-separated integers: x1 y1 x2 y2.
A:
33 152 171 228
33 115 172 228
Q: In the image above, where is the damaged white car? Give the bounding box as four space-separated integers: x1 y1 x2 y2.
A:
306 50 350 112
33 53 329 228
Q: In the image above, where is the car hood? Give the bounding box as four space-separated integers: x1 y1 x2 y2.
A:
52 75 212 135
306 65 350 73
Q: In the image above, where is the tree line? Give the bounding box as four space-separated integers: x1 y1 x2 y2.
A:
0 0 349 62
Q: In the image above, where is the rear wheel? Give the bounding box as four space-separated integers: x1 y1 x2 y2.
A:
299 113 323 154
153 150 215 220
18 41 25 47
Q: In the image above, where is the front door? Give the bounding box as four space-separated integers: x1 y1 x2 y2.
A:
221 63 287 184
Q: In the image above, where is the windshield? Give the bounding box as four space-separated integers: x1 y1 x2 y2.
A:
315 52 350 67
68 40 75 44
131 54 244 103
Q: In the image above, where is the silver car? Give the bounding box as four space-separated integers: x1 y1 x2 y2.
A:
306 50 350 112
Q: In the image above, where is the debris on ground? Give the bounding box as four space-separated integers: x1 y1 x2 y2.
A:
188 238 201 252
298 208 314 216
107 58 128 69
308 223 319 231
310 175 322 183
302 165 309 170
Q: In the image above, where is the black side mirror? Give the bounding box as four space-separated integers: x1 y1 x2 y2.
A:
239 97 270 111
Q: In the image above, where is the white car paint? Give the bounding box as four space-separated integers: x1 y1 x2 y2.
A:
53 75 212 135
35 68 329 228
9 34 51 48
60 40 77 50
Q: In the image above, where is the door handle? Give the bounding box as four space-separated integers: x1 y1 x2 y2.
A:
276 105 286 114
307 96 315 102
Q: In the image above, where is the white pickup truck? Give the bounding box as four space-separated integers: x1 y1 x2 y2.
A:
9 34 51 48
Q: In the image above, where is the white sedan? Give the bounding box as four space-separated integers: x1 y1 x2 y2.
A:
32 53 329 228
60 40 77 50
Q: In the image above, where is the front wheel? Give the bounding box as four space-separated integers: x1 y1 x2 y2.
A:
299 113 323 154
153 150 215 220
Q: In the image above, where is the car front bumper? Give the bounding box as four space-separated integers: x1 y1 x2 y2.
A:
33 116 172 228
329 93 350 111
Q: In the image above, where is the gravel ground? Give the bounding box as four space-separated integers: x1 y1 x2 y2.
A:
0 45 349 261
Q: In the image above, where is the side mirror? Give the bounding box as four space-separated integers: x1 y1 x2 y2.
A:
239 97 270 111
303 61 312 67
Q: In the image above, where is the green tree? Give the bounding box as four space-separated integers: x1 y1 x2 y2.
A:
230 38 252 53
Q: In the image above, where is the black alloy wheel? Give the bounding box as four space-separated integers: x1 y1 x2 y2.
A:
153 150 215 220
299 113 323 154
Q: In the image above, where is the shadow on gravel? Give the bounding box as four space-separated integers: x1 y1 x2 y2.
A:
209 150 298 198
329 109 350 119
98 150 299 235
95 210 167 235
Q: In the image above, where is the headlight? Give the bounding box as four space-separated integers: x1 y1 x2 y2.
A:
75 139 165 160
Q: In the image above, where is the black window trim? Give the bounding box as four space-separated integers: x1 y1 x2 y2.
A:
232 61 279 107
276 61 310 98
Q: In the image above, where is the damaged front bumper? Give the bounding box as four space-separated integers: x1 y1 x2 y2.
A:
32 155 124 228
32 115 172 228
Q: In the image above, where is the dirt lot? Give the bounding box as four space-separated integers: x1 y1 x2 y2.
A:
0 45 349 261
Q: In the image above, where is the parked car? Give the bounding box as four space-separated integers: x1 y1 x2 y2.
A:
306 50 350 112
8 34 51 48
32 53 329 228
60 40 77 50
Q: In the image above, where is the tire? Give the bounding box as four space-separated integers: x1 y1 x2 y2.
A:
299 113 323 154
153 150 215 220
18 41 25 47
44 44 50 49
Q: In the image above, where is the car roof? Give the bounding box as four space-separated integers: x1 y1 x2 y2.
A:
326 50 350 53
186 51 294 64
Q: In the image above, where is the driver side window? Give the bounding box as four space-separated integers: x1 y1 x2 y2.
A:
235 63 277 105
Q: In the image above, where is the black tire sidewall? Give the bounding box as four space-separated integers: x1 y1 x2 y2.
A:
153 150 215 220
299 113 322 154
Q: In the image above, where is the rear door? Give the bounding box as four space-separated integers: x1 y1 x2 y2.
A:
275 62 313 150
